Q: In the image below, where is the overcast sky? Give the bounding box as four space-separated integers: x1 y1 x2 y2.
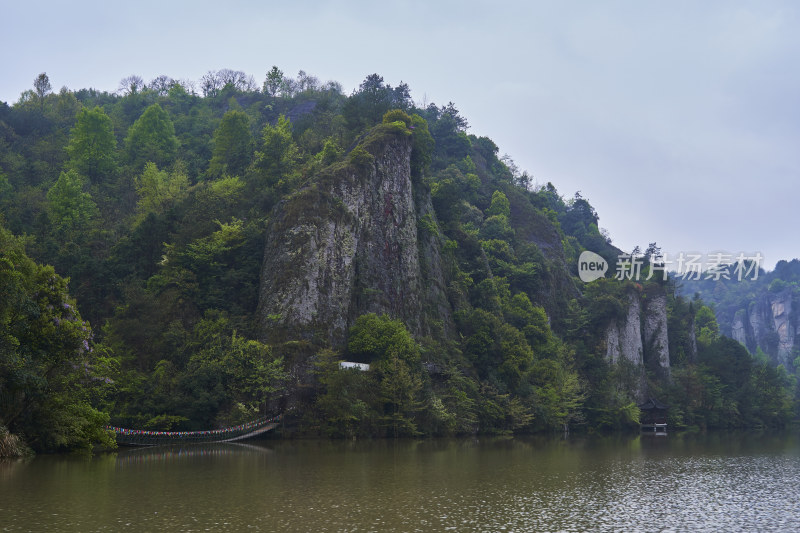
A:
2 0 798 269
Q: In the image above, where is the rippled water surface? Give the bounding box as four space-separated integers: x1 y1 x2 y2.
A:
2 433 799 532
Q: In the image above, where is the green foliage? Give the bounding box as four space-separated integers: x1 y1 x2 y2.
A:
437 375 479 434
192 175 247 222
319 138 343 166
582 279 630 327
503 292 552 349
480 214 514 241
184 313 284 423
207 110 253 178
458 307 537 393
343 74 410 132
312 349 377 437
430 166 471 222
530 345 584 430
559 193 598 239
677 260 800 361
768 278 788 293
263 66 284 97
383 120 412 136
382 109 412 126
0 172 11 205
163 218 247 286
418 213 439 236
347 314 423 436
695 305 719 348
657 306 795 430
33 72 52 102
46 169 98 236
125 103 179 169
157 216 262 316
0 224 114 453
422 102 471 168
374 344 424 436
253 115 299 187
111 309 284 429
66 106 117 183
486 190 511 218
134 162 189 223
409 114 434 178
348 145 374 168
348 314 419 364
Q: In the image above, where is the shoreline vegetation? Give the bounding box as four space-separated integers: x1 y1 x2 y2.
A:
0 425 32 458
1 69 798 455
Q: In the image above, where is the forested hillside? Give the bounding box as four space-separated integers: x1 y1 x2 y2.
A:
1 69 796 454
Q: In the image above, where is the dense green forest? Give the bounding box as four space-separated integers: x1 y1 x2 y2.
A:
1 69 797 455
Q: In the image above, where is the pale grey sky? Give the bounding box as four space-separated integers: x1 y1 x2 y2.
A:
2 0 798 269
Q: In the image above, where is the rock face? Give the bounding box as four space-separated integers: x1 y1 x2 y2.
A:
688 317 698 363
257 130 452 347
731 310 747 346
729 289 796 367
772 293 795 365
643 292 671 378
604 287 673 400
606 292 643 367
605 291 646 400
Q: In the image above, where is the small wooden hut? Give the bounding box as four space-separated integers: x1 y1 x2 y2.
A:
639 398 668 434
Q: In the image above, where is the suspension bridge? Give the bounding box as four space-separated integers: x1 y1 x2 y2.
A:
106 415 281 446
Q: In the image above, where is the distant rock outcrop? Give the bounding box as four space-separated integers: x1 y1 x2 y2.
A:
729 289 796 367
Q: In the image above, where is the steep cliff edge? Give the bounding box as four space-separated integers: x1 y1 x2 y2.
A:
730 288 796 367
604 286 672 400
605 292 643 368
677 260 800 368
643 290 671 378
257 126 452 347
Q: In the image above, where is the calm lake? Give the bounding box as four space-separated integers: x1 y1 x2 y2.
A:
2 432 799 532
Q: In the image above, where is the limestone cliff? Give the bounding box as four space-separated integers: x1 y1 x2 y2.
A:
729 289 796 367
643 291 671 378
606 292 643 367
688 317 698 363
679 264 800 367
257 127 452 347
605 291 646 400
604 286 672 400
